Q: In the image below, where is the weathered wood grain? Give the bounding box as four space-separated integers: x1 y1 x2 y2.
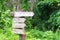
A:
12 29 25 34
12 23 26 28
10 12 14 17
14 12 34 17
13 18 26 23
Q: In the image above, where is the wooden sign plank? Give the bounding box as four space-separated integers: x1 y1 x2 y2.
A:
12 23 26 28
13 18 26 23
14 12 34 17
12 29 25 34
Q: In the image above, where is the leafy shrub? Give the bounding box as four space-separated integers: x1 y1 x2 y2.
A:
26 29 43 39
0 10 12 31
43 31 56 40
32 0 60 31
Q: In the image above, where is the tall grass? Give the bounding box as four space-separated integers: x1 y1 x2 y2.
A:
0 28 60 40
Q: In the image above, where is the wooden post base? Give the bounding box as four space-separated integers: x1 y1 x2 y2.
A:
19 34 26 40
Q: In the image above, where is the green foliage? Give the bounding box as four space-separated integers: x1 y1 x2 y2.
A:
43 31 55 40
0 10 12 31
25 18 32 29
0 29 60 40
26 29 43 38
0 28 19 40
0 0 60 40
21 0 30 11
32 0 60 31
55 29 60 40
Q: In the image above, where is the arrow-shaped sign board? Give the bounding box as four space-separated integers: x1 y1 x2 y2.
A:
13 18 26 23
12 29 25 34
14 12 34 17
12 23 26 29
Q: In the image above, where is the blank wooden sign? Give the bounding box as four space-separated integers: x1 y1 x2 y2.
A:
13 18 26 23
12 29 25 34
14 12 34 17
12 23 26 28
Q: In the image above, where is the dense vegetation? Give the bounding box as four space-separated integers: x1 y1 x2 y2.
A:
0 0 60 40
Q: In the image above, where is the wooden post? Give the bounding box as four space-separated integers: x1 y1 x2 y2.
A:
17 0 21 11
30 0 33 11
12 0 17 11
11 0 34 40
19 34 26 40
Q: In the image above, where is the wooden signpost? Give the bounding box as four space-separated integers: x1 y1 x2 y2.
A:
13 18 26 23
11 0 34 40
12 29 25 34
14 12 34 17
12 23 26 29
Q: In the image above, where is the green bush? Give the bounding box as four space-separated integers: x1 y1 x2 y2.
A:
43 31 55 40
32 0 60 31
0 10 12 31
0 0 60 40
